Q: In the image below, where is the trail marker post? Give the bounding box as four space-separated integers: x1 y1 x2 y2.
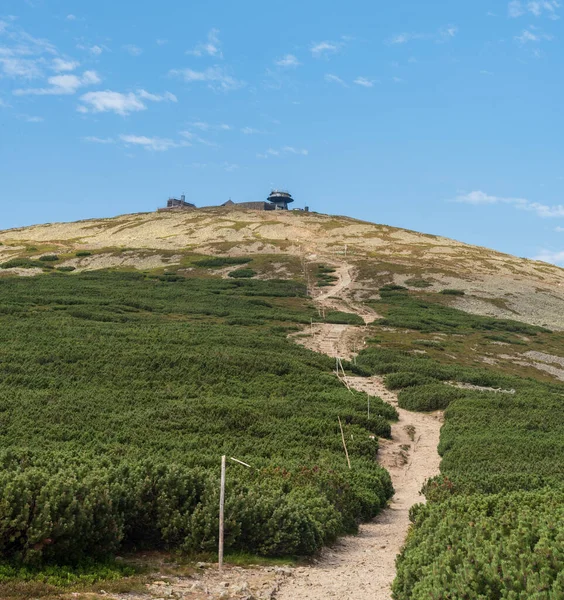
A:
218 456 252 572
338 416 352 469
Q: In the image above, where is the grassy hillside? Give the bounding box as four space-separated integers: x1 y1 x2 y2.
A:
2 208 564 330
0 270 395 567
1 210 564 598
351 286 564 599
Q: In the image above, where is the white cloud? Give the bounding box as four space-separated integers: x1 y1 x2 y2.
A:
257 146 308 158
14 70 100 95
509 1 526 16
0 57 42 78
85 134 189 151
275 54 300 67
21 114 43 122
83 136 115 144
354 76 376 87
187 28 222 58
66 14 77 21
533 249 564 265
119 134 183 151
439 25 459 40
156 39 168 46
51 58 79 72
169 66 244 91
222 162 239 172
324 73 347 86
310 41 341 58
77 91 142 115
388 26 458 45
137 89 177 102
393 76 406 83
509 1 560 18
241 127 265 134
89 45 103 56
515 28 553 42
555 226 564 231
452 190 564 218
283 146 308 155
77 88 176 115
123 44 142 56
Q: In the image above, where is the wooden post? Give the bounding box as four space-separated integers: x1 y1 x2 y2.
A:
218 455 226 571
338 417 351 469
367 392 370 420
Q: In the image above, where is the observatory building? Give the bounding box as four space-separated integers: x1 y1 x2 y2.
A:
158 190 302 212
267 190 294 210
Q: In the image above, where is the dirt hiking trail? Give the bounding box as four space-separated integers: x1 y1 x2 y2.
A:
278 259 443 600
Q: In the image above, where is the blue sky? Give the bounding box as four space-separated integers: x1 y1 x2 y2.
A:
1 1 564 265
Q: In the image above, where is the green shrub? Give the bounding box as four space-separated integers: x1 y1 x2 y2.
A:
405 278 432 288
397 383 466 411
39 255 59 262
440 288 465 296
228 268 256 279
193 257 251 268
76 251 92 257
393 490 564 600
56 266 76 272
324 311 364 325
0 259 43 269
383 372 437 390
0 271 396 564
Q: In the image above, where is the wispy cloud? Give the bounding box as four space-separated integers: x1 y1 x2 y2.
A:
310 41 342 58
241 127 266 134
89 45 104 56
388 25 458 45
515 28 553 43
51 58 79 72
555 226 564 232
533 249 564 265
324 73 347 86
0 19 61 80
14 70 100 95
83 136 115 144
509 1 560 19
123 44 142 56
257 146 308 158
84 134 189 151
354 76 377 87
275 54 300 67
169 66 244 92
452 190 564 217
187 121 230 131
187 28 222 58
77 89 176 115
119 134 186 151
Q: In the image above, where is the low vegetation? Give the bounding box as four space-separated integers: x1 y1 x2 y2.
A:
355 290 564 599
0 271 397 568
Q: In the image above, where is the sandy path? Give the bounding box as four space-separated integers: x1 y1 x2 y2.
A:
277 259 443 600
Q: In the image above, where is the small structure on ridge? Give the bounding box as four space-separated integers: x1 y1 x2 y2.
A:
267 190 294 210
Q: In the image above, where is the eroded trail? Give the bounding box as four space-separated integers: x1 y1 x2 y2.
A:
278 260 443 600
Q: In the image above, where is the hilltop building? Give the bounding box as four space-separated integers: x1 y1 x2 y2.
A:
158 190 305 212
267 190 294 210
158 195 196 212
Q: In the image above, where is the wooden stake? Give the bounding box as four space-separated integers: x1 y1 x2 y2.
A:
218 455 226 571
338 416 351 469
